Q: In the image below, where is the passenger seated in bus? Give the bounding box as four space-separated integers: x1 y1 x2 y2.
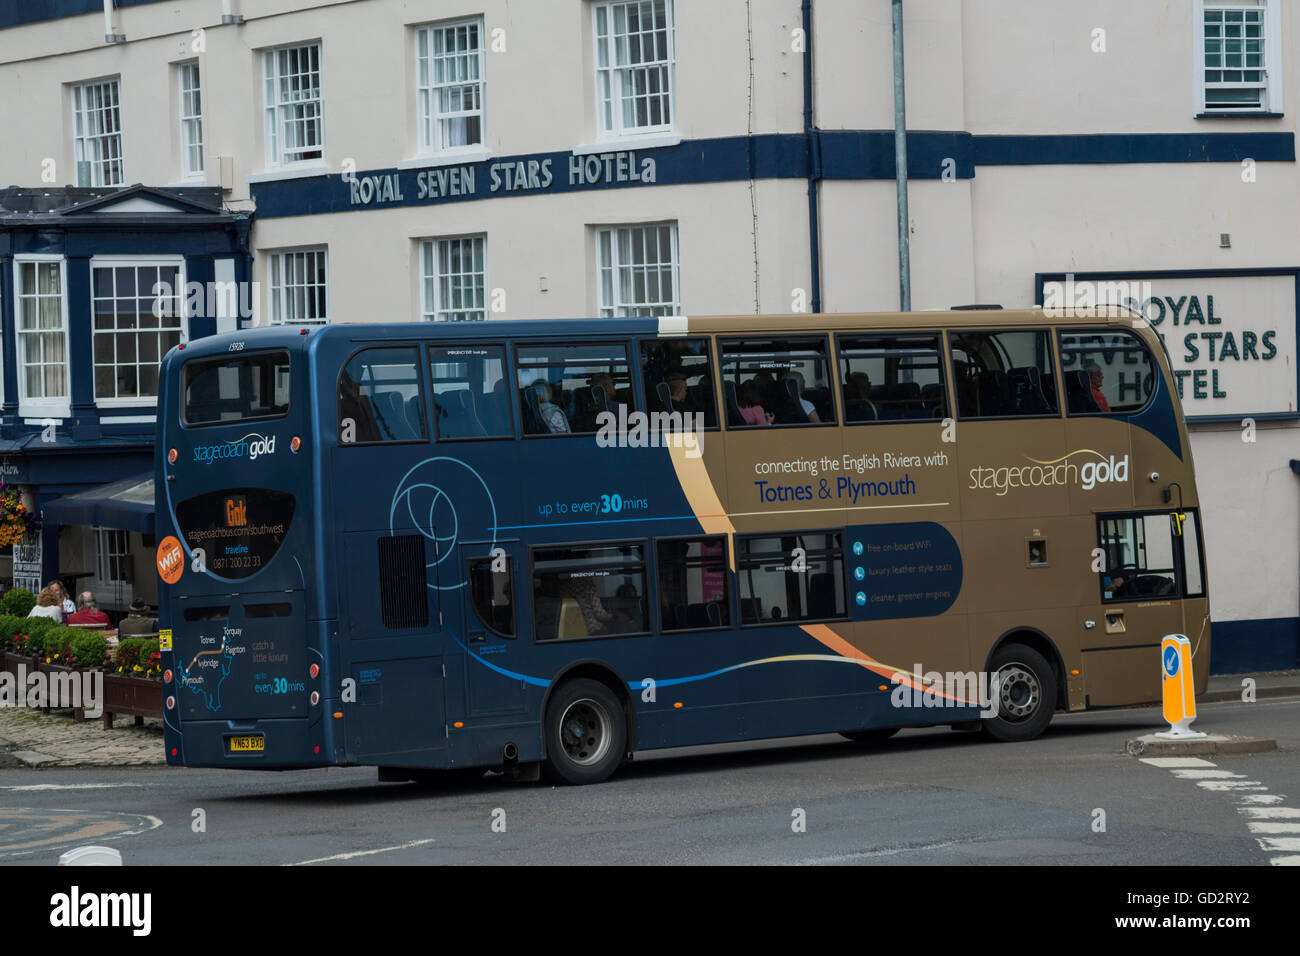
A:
530 380 570 433
664 372 697 413
843 372 877 421
589 372 628 421
1084 362 1112 412
783 371 821 423
736 381 773 425
558 574 615 635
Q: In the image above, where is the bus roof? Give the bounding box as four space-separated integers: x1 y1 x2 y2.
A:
169 307 1144 361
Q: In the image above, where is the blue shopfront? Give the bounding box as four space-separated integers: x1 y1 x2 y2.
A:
0 184 250 611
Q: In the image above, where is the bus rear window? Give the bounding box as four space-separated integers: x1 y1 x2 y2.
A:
184 351 290 426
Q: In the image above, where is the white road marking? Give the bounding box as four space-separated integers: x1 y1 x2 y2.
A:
1141 753 1299 865
287 838 437 866
1246 822 1300 834
0 784 142 792
1171 769 1243 779
1239 807 1300 819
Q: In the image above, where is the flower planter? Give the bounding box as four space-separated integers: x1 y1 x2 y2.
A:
35 661 85 719
102 673 162 728
3 651 34 678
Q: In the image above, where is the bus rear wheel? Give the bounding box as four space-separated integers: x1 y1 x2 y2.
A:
840 727 900 745
980 644 1058 742
543 679 627 785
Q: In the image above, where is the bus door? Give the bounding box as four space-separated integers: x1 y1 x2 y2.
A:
457 538 529 717
1077 511 1192 707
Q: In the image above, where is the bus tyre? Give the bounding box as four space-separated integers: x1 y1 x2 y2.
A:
543 679 627 786
840 727 900 745
980 644 1057 743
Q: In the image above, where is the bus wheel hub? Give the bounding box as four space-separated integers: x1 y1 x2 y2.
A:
997 664 1040 720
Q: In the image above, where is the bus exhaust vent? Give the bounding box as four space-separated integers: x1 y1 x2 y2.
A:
378 535 429 630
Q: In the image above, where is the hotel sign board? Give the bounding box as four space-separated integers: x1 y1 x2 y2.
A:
1037 269 1299 422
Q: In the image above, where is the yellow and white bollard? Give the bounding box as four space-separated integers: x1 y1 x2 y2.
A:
1155 634 1207 739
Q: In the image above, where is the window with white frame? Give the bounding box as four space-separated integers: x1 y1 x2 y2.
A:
263 43 324 167
1198 1 1282 112
267 248 329 324
178 61 204 179
596 223 679 318
94 527 131 585
416 20 485 153
91 260 186 402
594 0 675 137
422 237 486 321
71 78 123 186
14 258 70 408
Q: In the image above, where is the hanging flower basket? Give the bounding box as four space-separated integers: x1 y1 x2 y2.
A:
0 482 39 549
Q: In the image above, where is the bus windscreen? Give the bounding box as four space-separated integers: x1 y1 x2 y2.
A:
183 350 291 426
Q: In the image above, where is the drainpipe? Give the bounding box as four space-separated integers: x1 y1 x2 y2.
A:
802 0 822 313
892 0 911 311
221 0 244 25
103 1 125 43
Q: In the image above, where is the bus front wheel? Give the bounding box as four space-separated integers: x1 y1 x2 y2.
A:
543 679 627 785
980 644 1058 743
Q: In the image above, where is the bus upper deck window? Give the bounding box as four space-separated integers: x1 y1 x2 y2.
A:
837 333 947 424
430 345 514 440
183 350 290 426
338 346 427 444
1059 329 1156 416
719 336 836 428
950 330 1059 420
639 338 719 428
515 342 634 436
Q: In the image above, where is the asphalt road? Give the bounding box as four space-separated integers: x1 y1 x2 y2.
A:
2 696 1296 865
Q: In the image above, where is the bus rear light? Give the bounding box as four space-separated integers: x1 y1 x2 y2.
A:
163 669 173 683
291 436 302 453
299 328 309 335
166 696 176 710
309 662 319 678
310 691 320 706
167 448 177 464
171 747 178 757
314 745 320 754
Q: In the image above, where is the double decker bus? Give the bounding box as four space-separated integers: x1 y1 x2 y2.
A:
155 307 1208 785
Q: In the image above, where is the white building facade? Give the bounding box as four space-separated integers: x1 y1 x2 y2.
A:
0 0 1295 670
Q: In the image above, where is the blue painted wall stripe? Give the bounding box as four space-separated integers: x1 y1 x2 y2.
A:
1209 617 1299 674
252 130 1294 220
975 132 1294 165
0 0 165 29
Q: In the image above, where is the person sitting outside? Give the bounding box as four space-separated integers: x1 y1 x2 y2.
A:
67 591 111 626
27 586 64 624
736 381 773 426
531 380 570 434
47 580 75 615
118 597 158 638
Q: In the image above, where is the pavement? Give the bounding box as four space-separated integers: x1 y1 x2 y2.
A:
0 670 1293 770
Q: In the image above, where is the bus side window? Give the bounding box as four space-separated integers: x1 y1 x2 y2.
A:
639 338 719 429
1059 329 1156 416
467 555 515 638
531 543 649 640
338 347 428 444
736 531 846 625
1096 513 1179 602
430 345 514 440
719 336 836 428
838 332 946 423
950 330 1058 419
657 536 730 631
515 343 635 436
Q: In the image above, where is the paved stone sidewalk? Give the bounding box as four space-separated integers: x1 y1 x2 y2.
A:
0 707 165 768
